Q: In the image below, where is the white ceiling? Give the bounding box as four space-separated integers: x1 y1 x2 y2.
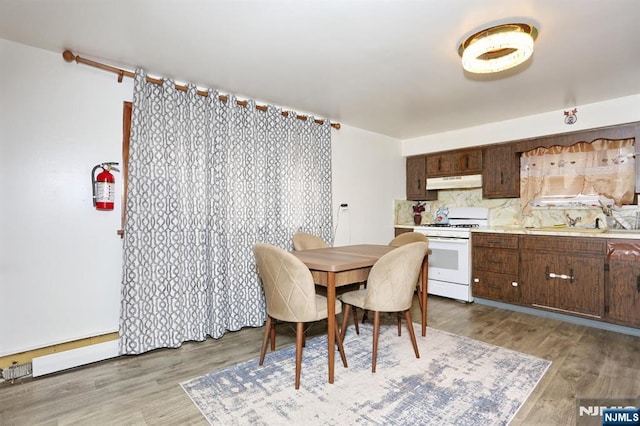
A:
1 0 639 139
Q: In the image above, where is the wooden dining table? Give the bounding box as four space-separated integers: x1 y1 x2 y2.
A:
291 244 431 384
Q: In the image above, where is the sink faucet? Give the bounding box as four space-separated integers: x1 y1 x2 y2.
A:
566 214 582 227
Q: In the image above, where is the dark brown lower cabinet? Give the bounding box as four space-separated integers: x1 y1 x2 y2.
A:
472 233 521 303
605 240 640 327
520 235 606 318
465 231 639 329
520 252 605 318
394 227 413 237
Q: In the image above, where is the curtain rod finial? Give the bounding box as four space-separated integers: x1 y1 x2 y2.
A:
62 50 77 63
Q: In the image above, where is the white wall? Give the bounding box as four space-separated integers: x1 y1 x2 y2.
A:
331 125 403 246
0 39 133 356
6 35 635 358
403 94 640 156
0 39 405 357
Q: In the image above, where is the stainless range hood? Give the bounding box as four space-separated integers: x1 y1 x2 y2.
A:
426 174 482 190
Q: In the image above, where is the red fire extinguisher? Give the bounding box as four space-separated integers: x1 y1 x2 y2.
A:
92 162 119 210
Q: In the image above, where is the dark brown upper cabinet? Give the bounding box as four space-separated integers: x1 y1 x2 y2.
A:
406 155 437 201
426 148 482 178
482 144 520 198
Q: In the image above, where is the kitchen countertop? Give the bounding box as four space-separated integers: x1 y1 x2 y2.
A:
474 226 640 239
395 224 640 239
396 224 419 229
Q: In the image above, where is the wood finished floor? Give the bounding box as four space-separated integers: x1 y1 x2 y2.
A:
1 296 639 425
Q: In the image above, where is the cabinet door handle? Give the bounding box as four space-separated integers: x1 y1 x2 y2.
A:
488 259 502 264
417 179 421 190
637 275 640 293
511 282 518 287
438 158 442 171
500 171 504 185
548 272 574 280
465 156 469 169
545 266 575 283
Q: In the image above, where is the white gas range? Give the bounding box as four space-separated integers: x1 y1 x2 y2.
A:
414 207 489 302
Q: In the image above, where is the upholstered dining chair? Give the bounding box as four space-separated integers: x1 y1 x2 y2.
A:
388 231 429 247
388 232 429 311
358 232 429 328
292 232 329 250
339 241 428 372
253 243 347 389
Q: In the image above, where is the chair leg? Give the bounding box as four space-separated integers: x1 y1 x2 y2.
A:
334 320 348 368
405 310 420 359
302 324 307 348
270 320 276 351
360 281 369 323
397 312 402 336
352 306 360 335
416 269 425 313
295 322 304 390
416 286 424 313
259 316 272 366
340 303 351 343
372 311 380 373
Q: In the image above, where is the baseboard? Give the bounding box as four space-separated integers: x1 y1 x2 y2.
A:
32 340 120 377
474 298 640 337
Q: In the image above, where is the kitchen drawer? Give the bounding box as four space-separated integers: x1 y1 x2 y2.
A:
473 233 519 249
521 235 605 255
472 271 520 303
473 248 519 275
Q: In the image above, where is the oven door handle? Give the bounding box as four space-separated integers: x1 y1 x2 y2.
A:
427 237 469 244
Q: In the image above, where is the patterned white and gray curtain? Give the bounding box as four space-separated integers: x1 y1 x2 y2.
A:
119 69 332 355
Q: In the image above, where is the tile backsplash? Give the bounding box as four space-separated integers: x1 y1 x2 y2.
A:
395 188 640 229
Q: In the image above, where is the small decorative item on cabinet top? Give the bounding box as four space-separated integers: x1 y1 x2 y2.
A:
564 108 578 125
413 202 426 225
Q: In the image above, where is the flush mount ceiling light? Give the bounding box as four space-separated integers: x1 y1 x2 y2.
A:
458 23 538 74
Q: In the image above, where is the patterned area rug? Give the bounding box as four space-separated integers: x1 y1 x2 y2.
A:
181 323 551 425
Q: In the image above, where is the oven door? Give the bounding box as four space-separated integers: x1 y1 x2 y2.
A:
427 236 471 286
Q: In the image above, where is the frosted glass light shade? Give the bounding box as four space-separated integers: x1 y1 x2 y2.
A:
459 23 538 74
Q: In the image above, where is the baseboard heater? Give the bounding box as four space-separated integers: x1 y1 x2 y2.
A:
32 340 119 377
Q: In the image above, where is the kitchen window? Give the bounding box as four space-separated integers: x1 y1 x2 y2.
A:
520 138 635 213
